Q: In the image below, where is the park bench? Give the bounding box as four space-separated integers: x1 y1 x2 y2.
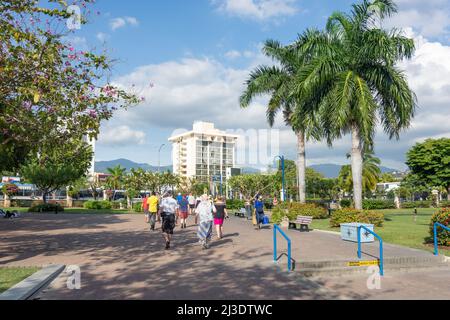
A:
289 215 313 232
234 208 246 218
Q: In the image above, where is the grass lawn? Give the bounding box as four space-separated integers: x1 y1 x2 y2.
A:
311 208 450 256
2 207 135 215
0 267 40 294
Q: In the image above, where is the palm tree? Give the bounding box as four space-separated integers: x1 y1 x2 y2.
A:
292 0 416 209
240 40 321 203
106 165 126 191
338 151 382 195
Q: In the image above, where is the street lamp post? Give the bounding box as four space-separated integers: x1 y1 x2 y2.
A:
158 144 166 172
275 155 286 202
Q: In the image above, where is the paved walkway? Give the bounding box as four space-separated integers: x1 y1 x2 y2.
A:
0 213 449 300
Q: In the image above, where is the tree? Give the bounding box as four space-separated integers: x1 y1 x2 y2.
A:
338 151 382 195
0 0 141 172
21 139 92 203
292 0 416 209
106 165 126 191
406 138 450 200
228 174 277 200
240 40 322 204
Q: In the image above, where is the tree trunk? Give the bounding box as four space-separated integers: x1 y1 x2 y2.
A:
4 194 11 208
448 186 450 201
351 125 363 210
127 196 131 209
296 130 306 204
43 192 48 204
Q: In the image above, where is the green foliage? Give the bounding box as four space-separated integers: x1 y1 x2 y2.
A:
29 203 64 213
401 201 432 209
0 0 140 172
287 202 328 219
429 208 450 246
132 202 143 213
228 174 277 199
21 139 92 203
226 199 245 210
340 199 352 208
362 199 396 210
406 138 450 192
330 208 384 228
440 201 450 208
1 183 19 196
338 151 382 193
271 206 288 224
83 200 112 210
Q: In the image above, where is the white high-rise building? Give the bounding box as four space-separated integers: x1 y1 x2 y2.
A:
169 122 239 183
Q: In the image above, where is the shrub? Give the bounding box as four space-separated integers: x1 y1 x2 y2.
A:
429 208 450 246
270 206 287 224
330 208 384 228
340 199 352 208
29 203 64 213
83 200 112 210
226 199 245 210
439 201 450 208
133 202 143 213
401 201 432 209
287 202 328 219
363 199 396 210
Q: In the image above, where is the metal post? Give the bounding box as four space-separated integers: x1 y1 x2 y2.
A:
158 144 166 173
273 226 277 262
357 226 362 259
434 223 439 256
281 156 286 202
287 239 292 271
379 239 384 276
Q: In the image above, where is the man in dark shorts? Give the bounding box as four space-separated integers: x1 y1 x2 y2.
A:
158 190 179 250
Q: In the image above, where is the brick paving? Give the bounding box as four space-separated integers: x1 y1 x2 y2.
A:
0 213 449 300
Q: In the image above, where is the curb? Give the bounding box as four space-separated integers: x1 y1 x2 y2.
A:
0 264 65 300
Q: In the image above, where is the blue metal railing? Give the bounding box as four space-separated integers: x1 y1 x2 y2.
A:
273 225 293 271
434 222 450 256
357 225 384 276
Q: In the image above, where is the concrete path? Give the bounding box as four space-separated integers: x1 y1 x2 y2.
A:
0 213 449 300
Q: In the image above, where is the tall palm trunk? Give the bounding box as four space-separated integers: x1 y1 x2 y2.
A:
351 124 363 210
296 130 306 204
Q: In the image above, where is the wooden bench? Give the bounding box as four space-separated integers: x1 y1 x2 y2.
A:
234 208 246 218
289 215 313 231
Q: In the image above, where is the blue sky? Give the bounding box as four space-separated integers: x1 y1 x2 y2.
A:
67 0 450 170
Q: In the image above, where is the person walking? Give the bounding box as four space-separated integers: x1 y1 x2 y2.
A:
194 195 201 225
148 191 159 231
188 193 196 215
142 194 150 224
195 194 215 249
244 197 252 221
158 190 179 250
213 196 228 240
272 196 279 207
179 195 189 229
254 196 265 230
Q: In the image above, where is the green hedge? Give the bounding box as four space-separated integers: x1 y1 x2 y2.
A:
401 201 432 209
330 208 384 228
340 199 352 208
439 201 450 208
29 203 64 213
83 200 112 210
363 199 396 210
226 199 245 210
429 207 450 246
271 202 328 224
133 202 143 212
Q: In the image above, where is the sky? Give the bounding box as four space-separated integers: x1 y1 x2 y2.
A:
68 0 450 170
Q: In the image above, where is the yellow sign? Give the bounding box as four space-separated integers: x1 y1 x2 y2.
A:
348 260 379 267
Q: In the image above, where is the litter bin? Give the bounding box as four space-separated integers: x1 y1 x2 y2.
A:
340 223 374 243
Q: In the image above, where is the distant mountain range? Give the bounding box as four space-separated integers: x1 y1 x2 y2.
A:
95 159 172 173
95 159 398 179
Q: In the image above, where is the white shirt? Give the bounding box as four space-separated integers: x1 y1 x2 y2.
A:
188 195 196 205
160 197 178 214
195 201 215 223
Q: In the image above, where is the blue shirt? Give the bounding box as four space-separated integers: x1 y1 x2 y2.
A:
255 200 264 213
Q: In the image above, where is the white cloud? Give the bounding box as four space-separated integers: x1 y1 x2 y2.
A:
98 126 146 146
213 0 299 20
110 16 139 31
387 0 450 38
225 50 241 59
